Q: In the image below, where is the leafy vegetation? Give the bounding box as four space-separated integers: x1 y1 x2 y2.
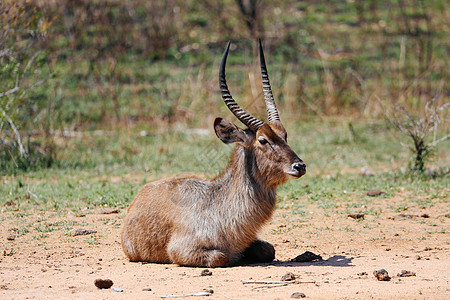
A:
1 121 447 216
0 0 448 235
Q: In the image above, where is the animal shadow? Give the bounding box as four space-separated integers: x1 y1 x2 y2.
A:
247 255 355 268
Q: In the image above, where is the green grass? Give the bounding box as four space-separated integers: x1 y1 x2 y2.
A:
1 120 447 218
3 0 449 177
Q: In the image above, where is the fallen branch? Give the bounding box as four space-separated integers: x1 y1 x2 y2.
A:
241 280 316 285
161 290 214 298
251 283 296 290
242 279 316 290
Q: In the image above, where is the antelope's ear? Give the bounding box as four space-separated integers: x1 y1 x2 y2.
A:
214 118 251 146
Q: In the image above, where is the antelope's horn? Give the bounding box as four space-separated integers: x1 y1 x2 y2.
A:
259 39 280 123
219 41 264 131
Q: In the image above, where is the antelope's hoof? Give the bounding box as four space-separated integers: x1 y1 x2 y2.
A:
242 240 275 263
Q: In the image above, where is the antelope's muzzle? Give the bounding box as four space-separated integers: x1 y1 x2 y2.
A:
287 162 306 178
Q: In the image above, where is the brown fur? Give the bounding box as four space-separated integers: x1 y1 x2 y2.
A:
121 120 305 267
122 41 305 267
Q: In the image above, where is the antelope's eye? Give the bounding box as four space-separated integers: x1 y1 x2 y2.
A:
258 137 268 145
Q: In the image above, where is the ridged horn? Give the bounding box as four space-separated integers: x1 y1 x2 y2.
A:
259 39 280 123
219 41 264 131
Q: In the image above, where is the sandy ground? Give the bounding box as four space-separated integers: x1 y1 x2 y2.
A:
1 195 449 299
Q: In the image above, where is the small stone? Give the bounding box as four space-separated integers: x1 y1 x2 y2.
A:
99 209 119 214
6 235 15 241
366 190 385 197
357 272 368 276
360 166 375 177
200 269 212 276
94 279 113 289
348 213 364 219
111 286 123 292
397 270 416 277
291 292 306 298
373 269 390 281
142 288 152 291
281 272 296 281
73 229 97 236
420 214 430 218
291 251 322 262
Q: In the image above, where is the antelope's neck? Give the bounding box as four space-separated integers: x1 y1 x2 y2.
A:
213 145 277 208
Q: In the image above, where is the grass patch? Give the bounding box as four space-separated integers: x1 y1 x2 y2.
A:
1 121 448 230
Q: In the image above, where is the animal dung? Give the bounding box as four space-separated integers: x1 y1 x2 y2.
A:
291 251 323 262
94 278 113 289
373 269 390 281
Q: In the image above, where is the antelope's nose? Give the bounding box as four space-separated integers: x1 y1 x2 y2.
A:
292 162 306 177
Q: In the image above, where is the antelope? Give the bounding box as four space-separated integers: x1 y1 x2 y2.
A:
121 40 306 267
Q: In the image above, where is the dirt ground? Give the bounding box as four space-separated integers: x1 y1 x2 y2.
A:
1 195 449 299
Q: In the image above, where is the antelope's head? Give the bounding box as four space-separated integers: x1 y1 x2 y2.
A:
214 40 306 187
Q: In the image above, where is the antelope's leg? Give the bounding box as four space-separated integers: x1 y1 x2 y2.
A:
241 240 275 263
167 237 229 267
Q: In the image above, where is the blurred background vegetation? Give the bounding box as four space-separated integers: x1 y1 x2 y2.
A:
0 0 448 174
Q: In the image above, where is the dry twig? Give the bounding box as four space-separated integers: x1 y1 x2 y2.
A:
161 290 214 298
242 279 316 290
242 280 316 284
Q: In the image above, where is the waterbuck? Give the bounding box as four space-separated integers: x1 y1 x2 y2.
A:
121 40 306 267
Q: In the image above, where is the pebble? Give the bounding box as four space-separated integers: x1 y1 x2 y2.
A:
366 190 385 196
281 272 296 281
73 229 97 236
397 270 416 277
291 292 306 298
201 269 212 276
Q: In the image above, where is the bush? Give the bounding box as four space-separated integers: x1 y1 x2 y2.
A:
384 100 449 175
0 0 55 173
